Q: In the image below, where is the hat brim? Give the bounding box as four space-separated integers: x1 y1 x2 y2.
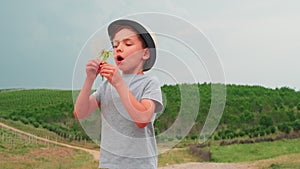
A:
107 19 156 72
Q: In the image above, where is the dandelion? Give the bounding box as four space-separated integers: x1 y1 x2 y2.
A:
98 49 112 80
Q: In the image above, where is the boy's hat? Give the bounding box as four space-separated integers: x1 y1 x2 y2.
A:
108 19 156 71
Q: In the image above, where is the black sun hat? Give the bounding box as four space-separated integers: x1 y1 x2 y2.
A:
107 19 157 72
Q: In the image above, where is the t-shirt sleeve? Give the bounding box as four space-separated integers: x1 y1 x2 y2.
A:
91 85 101 103
142 77 164 113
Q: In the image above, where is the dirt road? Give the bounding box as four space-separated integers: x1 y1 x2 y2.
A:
158 153 300 169
158 162 255 169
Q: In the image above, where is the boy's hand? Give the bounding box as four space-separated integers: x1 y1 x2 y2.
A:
100 63 123 87
86 58 102 80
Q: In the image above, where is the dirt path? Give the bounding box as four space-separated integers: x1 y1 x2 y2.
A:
158 153 300 169
158 162 254 169
0 122 100 160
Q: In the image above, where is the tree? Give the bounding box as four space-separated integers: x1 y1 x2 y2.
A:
297 103 300 111
292 120 300 132
287 111 296 122
240 111 254 125
259 115 273 127
278 123 292 134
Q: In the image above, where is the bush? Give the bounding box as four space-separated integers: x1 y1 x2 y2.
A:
292 120 300 131
259 130 265 137
32 121 39 128
154 128 159 135
190 134 198 140
20 117 29 124
213 135 220 140
189 144 211 161
278 123 292 134
269 126 276 134
10 115 18 121
238 131 245 137
259 115 274 127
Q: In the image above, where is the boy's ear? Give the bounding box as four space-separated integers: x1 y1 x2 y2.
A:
142 48 150 60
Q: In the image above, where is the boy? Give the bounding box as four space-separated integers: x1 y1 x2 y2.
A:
74 19 163 169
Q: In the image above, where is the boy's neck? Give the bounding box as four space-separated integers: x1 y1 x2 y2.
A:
123 71 144 75
122 66 144 75
122 70 144 75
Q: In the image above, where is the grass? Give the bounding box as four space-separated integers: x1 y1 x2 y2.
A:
210 138 300 162
0 128 99 169
1 149 99 169
0 118 99 150
254 153 300 169
158 148 201 167
2 122 300 169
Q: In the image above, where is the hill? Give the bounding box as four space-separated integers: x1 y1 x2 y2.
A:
0 84 300 142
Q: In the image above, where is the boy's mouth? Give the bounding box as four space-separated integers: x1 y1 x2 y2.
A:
116 55 124 61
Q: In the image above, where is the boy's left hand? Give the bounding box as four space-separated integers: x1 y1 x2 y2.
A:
100 63 123 87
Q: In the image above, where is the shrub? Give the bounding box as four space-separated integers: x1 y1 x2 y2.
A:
20 117 29 124
259 115 274 127
190 134 198 140
32 121 39 128
189 144 211 161
278 123 292 134
292 120 300 131
213 135 220 140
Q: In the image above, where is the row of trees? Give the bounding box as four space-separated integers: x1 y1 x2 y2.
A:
156 83 300 140
0 89 89 141
0 84 299 143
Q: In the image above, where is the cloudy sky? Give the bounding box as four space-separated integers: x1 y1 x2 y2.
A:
1 0 299 90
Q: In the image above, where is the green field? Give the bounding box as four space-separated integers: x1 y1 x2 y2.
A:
210 138 300 162
1 86 300 143
1 86 300 168
0 128 98 169
2 125 300 168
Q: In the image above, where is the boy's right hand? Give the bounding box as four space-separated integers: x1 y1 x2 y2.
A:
85 58 102 80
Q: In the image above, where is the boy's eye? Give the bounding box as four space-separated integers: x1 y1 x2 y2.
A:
112 41 119 48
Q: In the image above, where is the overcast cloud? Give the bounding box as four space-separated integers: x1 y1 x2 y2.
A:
1 0 299 90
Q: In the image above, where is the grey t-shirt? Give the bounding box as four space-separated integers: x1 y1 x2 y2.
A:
92 74 163 169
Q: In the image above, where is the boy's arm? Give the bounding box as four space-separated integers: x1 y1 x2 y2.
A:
74 58 101 119
116 82 155 128
74 77 99 119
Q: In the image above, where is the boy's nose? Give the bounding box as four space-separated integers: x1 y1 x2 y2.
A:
116 43 124 53
116 48 123 53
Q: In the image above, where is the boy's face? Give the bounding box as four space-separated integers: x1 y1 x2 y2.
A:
112 28 150 74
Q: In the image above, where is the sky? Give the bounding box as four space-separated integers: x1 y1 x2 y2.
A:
1 0 300 90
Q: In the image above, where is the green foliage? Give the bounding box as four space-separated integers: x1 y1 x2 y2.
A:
259 115 274 127
292 120 300 131
1 84 300 142
278 122 292 134
240 110 254 124
0 89 88 141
